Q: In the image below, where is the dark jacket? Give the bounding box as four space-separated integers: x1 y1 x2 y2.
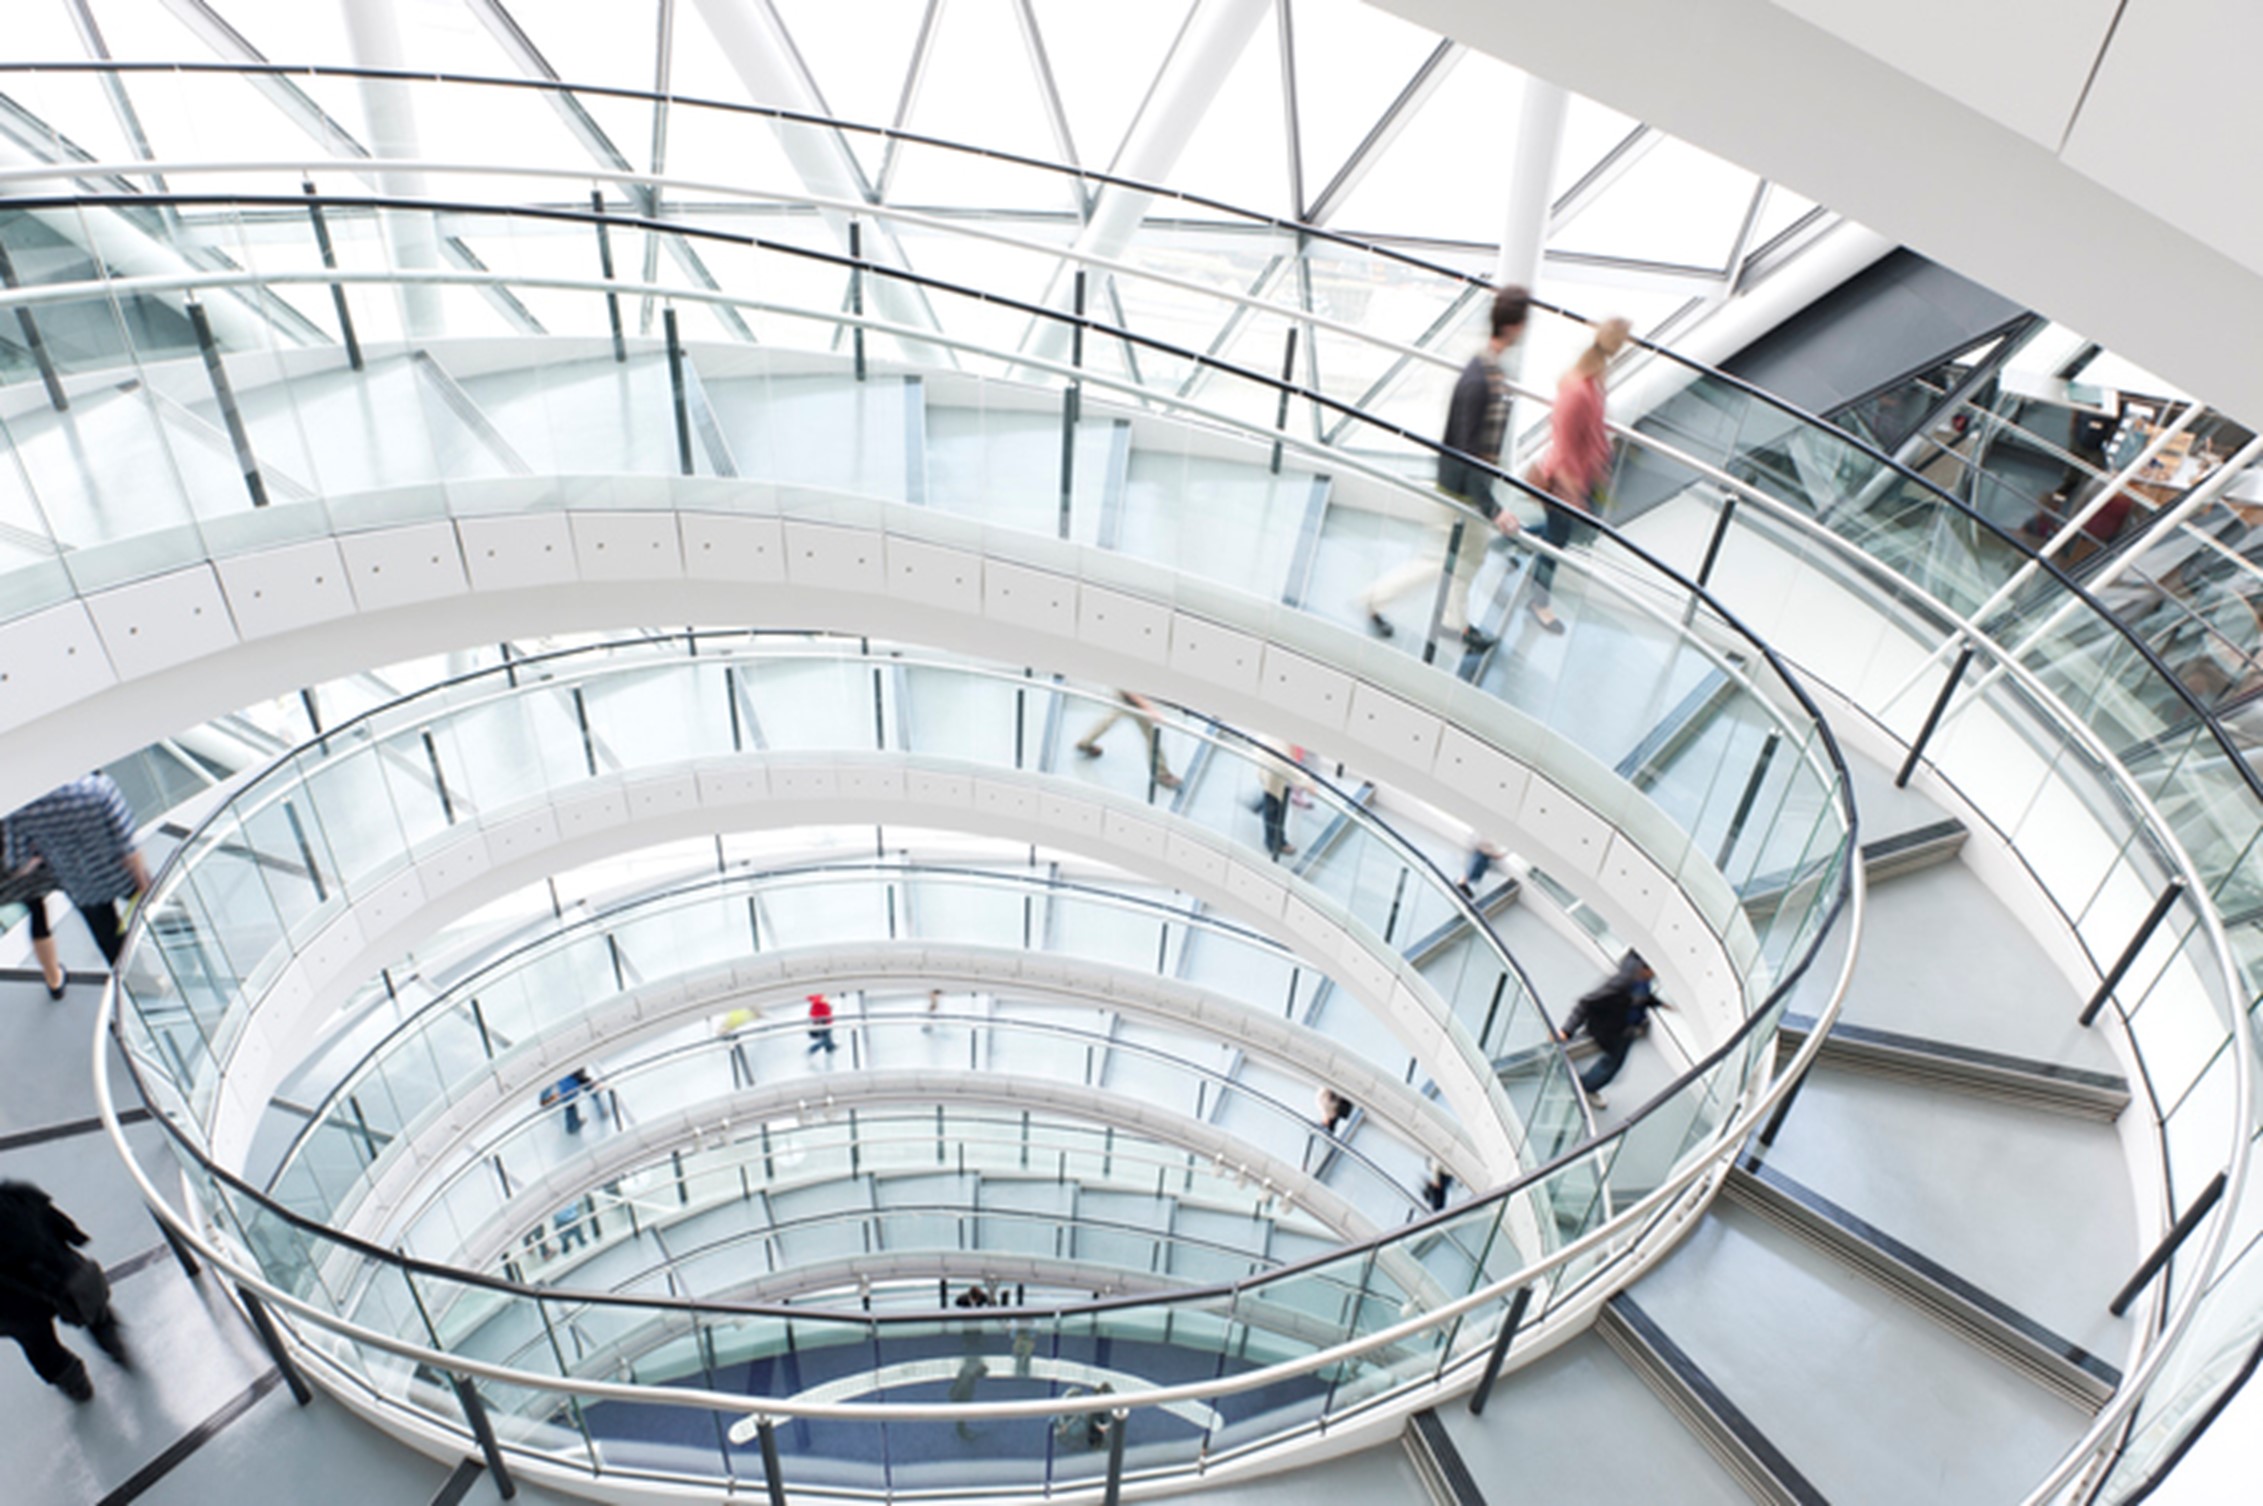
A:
1436 355 1502 516
0 1181 88 1325
1563 959 1655 1051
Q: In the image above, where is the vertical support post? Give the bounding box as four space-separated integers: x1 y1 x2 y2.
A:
1758 1074 1806 1147
756 1416 788 1506
152 1211 201 1278
1715 729 1781 868
1059 269 1086 540
2110 1172 2228 1317
302 183 362 372
1465 1284 1533 1416
2080 880 2187 1028
1101 1408 1129 1506
1695 493 1738 587
451 1374 518 1500
1269 326 1298 475
0 237 68 410
421 730 455 823
1421 520 1468 666
592 189 626 364
664 305 694 476
1895 645 1975 789
849 219 867 383
236 1286 313 1406
188 301 269 509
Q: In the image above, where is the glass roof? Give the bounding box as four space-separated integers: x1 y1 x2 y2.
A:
0 0 1846 355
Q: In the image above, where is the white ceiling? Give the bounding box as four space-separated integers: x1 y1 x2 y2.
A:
1377 0 2263 425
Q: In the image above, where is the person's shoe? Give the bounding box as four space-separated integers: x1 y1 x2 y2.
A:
1459 626 1497 652
92 1321 131 1371
1455 881 1475 899
1587 1092 1607 1111
1365 612 1396 640
45 978 67 1001
1529 602 1565 635
56 1362 93 1403
1074 742 1102 759
1274 843 1298 859
1155 771 1182 790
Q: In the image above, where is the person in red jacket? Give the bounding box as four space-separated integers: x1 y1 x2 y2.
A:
806 993 838 1056
1524 317 1631 633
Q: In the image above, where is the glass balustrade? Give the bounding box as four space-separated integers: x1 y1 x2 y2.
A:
261 863 1468 1236
0 61 2013 1494
0 65 2235 1500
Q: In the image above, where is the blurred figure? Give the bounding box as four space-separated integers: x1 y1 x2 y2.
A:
1556 950 1663 1110
1459 835 1509 898
1074 691 1182 790
923 988 942 1034
4 772 150 990
0 1179 127 1402
1524 317 1632 633
949 1352 988 1439
1422 1160 1454 1212
1357 286 1531 652
1252 740 1315 860
539 1066 604 1135
806 993 838 1056
1315 1087 1353 1134
552 1198 589 1255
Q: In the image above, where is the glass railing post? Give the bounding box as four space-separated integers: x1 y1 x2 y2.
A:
0 235 69 410
591 189 626 365
664 305 693 477
1269 326 1298 476
186 299 268 509
1101 1406 1129 1505
849 219 866 383
2110 1171 2228 1318
235 1284 314 1406
449 1374 519 1501
1895 644 1976 788
1061 268 1086 540
1465 1282 1533 1416
2079 880 2188 1028
755 1416 788 1506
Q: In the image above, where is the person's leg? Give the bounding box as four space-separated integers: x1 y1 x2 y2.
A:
4 1316 90 1397
26 898 64 998
1128 708 1180 787
1580 1037 1632 1095
79 900 126 966
1075 707 1123 756
1440 518 1488 640
1355 521 1457 636
1462 847 1494 894
1260 792 1289 857
1530 506 1573 601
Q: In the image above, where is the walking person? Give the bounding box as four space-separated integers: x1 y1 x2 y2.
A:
1252 739 1314 861
1524 317 1632 634
1074 690 1182 790
4 772 151 986
806 993 838 1056
948 1352 988 1440
1555 950 1663 1110
1315 1087 1354 1135
0 1179 128 1402
1356 286 1531 652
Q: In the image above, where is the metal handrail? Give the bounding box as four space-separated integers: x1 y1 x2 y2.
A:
0 71 2227 1496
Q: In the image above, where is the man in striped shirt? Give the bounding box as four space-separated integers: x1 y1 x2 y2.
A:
4 772 149 983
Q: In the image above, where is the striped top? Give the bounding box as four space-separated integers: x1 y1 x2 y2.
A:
4 773 139 905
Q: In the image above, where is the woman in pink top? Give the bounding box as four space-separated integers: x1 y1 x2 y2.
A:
1524 318 1631 632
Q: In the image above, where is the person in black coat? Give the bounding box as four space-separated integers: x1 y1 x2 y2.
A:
1556 951 1662 1111
0 1179 128 1401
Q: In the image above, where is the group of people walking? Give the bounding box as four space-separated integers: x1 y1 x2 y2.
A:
1358 285 1629 651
